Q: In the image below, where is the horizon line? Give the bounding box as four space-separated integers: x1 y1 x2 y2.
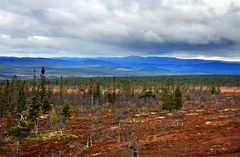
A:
0 55 240 62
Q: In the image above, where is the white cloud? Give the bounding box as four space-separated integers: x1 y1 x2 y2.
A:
0 0 239 59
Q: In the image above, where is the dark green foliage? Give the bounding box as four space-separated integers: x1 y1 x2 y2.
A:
174 86 183 110
209 86 220 95
28 68 52 134
93 82 101 106
61 98 70 122
47 75 240 87
89 79 101 106
7 113 30 144
29 69 41 121
39 67 51 112
8 121 30 143
6 113 14 130
123 80 132 95
0 78 21 116
107 77 117 104
32 69 37 92
0 79 17 115
161 89 175 111
139 89 156 103
93 82 101 98
0 84 6 116
17 81 26 113
60 75 64 99
107 92 116 104
40 67 46 100
160 80 175 111
29 90 41 121
42 96 51 113
161 80 183 111
9 75 18 112
140 89 156 99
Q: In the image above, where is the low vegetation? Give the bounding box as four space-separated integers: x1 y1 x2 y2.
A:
0 68 240 156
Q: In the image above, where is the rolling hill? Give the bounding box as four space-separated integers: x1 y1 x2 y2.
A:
0 56 240 79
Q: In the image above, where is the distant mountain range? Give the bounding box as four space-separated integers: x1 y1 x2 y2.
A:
0 56 240 79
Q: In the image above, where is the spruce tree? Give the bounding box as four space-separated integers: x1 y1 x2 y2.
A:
7 113 30 155
139 88 156 104
39 67 51 113
33 69 36 89
60 75 64 100
160 79 175 111
42 96 51 113
28 70 41 134
9 76 18 113
29 91 41 120
93 82 101 106
209 86 220 95
0 83 7 117
161 81 183 111
61 98 70 123
107 77 116 104
89 78 94 106
174 86 183 110
17 81 26 113
107 92 116 104
123 80 132 97
50 104 58 131
4 80 10 113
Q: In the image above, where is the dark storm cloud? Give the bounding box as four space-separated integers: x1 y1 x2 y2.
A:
0 0 240 60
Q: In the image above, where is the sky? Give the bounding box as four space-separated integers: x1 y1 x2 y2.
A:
0 0 240 61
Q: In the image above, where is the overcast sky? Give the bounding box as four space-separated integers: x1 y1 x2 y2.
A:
0 0 240 61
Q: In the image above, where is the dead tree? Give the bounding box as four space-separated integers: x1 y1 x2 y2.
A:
86 122 96 147
127 144 138 157
215 95 224 113
111 106 123 126
172 111 185 127
231 94 240 105
120 117 139 156
99 128 112 142
76 144 89 156
197 91 209 109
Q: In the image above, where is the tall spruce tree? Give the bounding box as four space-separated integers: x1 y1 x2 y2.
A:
60 75 64 101
61 98 70 123
161 79 175 111
107 77 116 104
160 80 183 111
4 80 10 113
32 69 37 92
39 67 51 113
174 86 183 110
0 82 9 117
89 78 94 106
17 81 26 113
9 75 18 113
93 82 101 106
29 70 41 134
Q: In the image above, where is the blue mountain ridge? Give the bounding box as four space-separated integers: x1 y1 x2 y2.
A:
0 56 240 79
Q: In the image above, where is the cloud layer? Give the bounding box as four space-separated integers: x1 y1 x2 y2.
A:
0 0 240 59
